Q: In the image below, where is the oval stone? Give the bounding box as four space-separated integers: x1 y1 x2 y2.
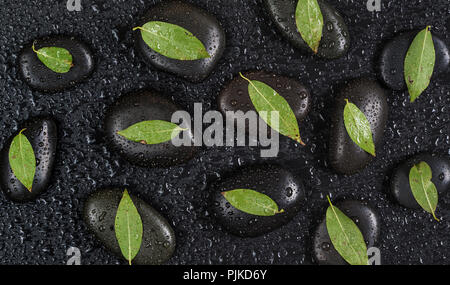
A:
313 200 380 265
218 71 311 127
379 31 450 90
135 0 226 82
391 153 450 209
83 188 176 265
329 78 388 175
0 117 57 202
264 0 350 59
104 90 197 168
19 36 95 93
210 164 305 237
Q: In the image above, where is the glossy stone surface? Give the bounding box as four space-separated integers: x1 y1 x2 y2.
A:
104 90 197 168
313 200 380 265
83 188 176 265
135 0 226 82
379 31 450 90
264 0 350 59
328 78 388 175
0 117 57 202
218 71 311 129
391 153 450 209
19 36 94 93
210 164 305 237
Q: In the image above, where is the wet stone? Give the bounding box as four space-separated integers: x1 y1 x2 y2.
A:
328 78 388 175
19 36 95 93
313 200 381 265
391 153 450 209
264 0 350 59
0 117 57 202
134 0 226 82
379 31 450 90
218 71 311 132
104 90 197 168
83 188 176 265
210 164 305 237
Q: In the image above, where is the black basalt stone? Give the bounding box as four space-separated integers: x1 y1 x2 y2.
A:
313 200 380 265
210 164 305 237
329 78 388 175
19 36 94 93
391 153 450 209
218 71 311 127
264 0 350 59
104 90 197 168
0 117 57 202
83 188 176 265
135 0 226 82
379 31 450 90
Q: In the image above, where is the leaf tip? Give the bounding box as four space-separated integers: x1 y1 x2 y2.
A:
295 136 306 146
312 44 319 54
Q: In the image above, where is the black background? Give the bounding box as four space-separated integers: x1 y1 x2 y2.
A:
0 0 449 265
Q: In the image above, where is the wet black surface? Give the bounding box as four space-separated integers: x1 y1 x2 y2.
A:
0 0 449 265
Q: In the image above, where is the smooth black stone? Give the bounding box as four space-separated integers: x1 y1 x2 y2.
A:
0 117 57 202
264 0 350 59
218 71 311 127
329 78 388 175
83 188 176 265
104 90 197 168
19 36 94 93
135 0 226 82
313 200 380 265
391 153 450 209
210 164 305 237
379 31 450 90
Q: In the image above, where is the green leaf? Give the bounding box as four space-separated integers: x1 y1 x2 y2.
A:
343 99 376 156
117 120 186 145
32 42 73 73
326 196 368 265
409 161 439 221
115 189 143 265
222 189 284 216
9 129 36 192
133 21 210 60
404 26 436 102
295 0 324 53
239 73 305 145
